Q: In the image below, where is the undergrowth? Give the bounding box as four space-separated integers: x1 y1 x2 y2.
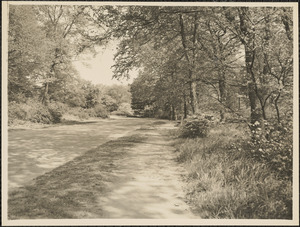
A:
175 122 292 219
8 100 109 126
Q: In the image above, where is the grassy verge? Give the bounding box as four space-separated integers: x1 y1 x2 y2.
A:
8 134 145 219
174 123 292 219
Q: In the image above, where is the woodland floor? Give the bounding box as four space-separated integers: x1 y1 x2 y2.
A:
7 116 198 219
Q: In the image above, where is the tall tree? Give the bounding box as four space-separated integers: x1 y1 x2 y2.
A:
8 5 52 102
35 5 108 104
195 7 242 121
110 6 206 114
222 7 293 125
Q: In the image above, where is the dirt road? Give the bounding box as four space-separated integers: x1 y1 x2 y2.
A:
8 116 151 189
99 123 197 218
7 117 198 219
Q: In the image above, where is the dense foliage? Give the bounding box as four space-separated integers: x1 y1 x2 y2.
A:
8 5 133 125
107 6 293 125
245 119 293 180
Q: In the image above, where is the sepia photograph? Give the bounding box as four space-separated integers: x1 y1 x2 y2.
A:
1 1 299 226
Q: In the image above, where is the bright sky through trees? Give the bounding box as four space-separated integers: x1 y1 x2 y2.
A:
73 41 136 86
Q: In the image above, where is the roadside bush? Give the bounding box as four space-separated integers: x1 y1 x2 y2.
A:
8 100 52 124
179 115 210 138
153 109 170 119
92 104 109 118
67 105 108 119
8 99 109 125
8 101 28 124
83 108 96 118
245 119 293 180
66 107 90 120
47 102 68 123
8 100 69 125
29 105 52 124
113 103 133 116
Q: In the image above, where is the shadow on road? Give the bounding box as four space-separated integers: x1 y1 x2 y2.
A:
60 120 100 125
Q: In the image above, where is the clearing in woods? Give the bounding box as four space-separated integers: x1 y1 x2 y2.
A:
7 117 198 219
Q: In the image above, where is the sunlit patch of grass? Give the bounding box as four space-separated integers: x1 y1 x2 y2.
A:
175 123 292 219
8 134 145 219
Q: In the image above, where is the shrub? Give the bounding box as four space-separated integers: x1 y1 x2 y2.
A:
179 115 210 138
8 100 53 124
84 108 97 118
245 119 293 180
8 100 70 125
113 103 133 116
67 105 109 119
47 102 68 123
92 104 109 118
8 101 28 124
29 105 52 124
66 107 90 120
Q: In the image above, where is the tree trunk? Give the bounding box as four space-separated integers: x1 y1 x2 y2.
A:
191 79 199 114
245 45 261 124
191 12 200 114
238 7 262 125
189 82 194 114
218 73 226 122
281 8 292 41
184 94 187 119
248 82 260 124
259 12 270 121
261 104 267 120
42 82 49 105
42 57 56 105
179 13 199 115
274 93 281 123
172 105 177 121
171 105 176 120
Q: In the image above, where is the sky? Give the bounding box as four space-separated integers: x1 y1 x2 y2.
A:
73 42 137 86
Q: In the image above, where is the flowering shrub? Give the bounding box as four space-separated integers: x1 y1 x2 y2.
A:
245 120 292 180
179 115 210 138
